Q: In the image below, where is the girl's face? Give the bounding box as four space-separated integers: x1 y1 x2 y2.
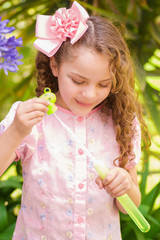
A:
51 47 112 116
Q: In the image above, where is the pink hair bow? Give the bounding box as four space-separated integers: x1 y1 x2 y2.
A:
34 1 89 57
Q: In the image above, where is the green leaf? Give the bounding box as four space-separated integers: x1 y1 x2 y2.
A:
142 182 160 212
0 176 22 190
138 204 150 216
137 0 151 10
143 83 160 133
146 76 160 91
0 198 8 231
134 227 145 240
152 207 160 220
112 0 131 15
0 223 15 240
139 152 149 198
76 0 124 21
145 215 160 237
149 22 160 45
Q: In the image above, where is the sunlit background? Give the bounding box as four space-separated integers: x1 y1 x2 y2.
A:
0 0 160 239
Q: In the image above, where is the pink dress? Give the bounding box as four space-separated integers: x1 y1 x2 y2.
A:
0 102 141 240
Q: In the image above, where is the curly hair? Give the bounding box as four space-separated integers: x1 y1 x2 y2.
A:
35 15 150 168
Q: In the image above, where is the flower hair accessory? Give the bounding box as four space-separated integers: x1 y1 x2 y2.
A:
34 1 89 57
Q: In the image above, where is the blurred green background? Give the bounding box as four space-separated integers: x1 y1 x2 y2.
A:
0 0 160 239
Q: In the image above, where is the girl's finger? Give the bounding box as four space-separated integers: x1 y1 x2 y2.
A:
18 101 49 114
103 175 120 190
25 110 47 120
105 185 127 198
102 168 118 185
95 176 103 189
28 116 44 126
27 97 50 106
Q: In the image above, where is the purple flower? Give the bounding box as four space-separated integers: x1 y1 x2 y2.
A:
0 17 15 34
0 17 23 75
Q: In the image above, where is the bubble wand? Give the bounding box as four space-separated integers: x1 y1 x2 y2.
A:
40 88 150 233
94 163 150 233
39 88 57 114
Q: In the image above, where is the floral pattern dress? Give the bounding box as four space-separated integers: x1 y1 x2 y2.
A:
0 102 141 240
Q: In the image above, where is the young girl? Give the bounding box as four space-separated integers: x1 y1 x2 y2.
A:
0 1 149 239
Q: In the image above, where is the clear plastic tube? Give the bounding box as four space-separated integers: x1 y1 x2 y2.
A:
53 110 150 233
117 194 150 232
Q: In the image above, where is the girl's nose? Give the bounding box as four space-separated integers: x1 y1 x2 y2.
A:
82 86 96 99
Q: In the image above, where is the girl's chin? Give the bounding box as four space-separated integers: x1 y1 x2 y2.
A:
70 106 94 116
57 99 96 116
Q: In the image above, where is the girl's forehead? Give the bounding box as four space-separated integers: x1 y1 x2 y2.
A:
67 46 110 61
61 46 111 75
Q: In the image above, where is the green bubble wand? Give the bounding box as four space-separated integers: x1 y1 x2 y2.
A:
40 87 150 233
94 163 150 233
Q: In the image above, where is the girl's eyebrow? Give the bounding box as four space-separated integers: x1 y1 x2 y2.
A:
70 72 88 80
70 72 112 82
100 78 112 82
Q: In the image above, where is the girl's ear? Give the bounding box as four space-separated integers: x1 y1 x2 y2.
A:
50 56 58 77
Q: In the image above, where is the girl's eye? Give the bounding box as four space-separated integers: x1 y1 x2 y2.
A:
68 75 83 84
99 84 109 88
71 78 84 85
73 81 84 85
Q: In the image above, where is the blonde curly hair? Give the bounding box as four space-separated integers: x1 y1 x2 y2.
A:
35 15 150 168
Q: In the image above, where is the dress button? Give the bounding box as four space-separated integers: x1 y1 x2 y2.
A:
78 149 84 155
77 116 83 122
77 216 84 223
78 183 84 189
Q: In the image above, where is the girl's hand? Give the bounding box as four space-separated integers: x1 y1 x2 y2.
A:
95 167 133 198
12 98 49 138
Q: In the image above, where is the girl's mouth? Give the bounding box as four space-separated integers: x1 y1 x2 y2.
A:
75 99 93 108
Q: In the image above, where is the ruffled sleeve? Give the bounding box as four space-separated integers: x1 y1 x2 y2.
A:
0 102 34 162
0 102 21 161
0 102 21 130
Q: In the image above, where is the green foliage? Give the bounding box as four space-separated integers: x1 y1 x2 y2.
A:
0 0 160 239
120 152 160 239
0 163 22 239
